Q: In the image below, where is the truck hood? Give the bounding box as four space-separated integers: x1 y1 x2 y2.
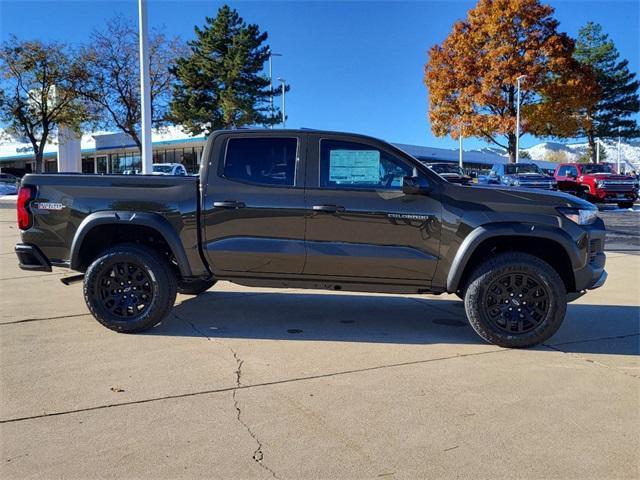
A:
586 173 634 181
446 183 593 211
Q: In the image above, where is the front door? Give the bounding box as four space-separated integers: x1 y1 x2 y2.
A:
202 133 307 276
556 164 579 193
303 135 441 283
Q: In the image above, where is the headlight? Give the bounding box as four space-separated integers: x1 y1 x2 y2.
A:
557 207 598 225
513 179 520 186
596 180 605 188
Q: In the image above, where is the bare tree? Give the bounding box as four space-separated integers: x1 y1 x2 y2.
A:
0 36 89 172
79 16 185 150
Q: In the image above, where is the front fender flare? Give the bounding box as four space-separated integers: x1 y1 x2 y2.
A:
69 211 192 276
446 223 582 293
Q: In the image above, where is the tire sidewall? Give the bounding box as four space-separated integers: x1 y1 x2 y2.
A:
84 246 175 333
465 254 566 348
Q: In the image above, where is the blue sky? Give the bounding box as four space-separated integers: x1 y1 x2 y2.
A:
1 0 638 150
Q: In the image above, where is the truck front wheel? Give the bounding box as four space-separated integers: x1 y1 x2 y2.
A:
83 244 177 333
463 252 566 348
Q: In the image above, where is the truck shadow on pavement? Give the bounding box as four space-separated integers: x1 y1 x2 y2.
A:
146 291 640 356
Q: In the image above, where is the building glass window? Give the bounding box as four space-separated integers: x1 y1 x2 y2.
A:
82 157 95 173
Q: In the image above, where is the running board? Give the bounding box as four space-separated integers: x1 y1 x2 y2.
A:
60 274 85 285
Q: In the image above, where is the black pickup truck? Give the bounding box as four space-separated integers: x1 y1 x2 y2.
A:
15 130 607 347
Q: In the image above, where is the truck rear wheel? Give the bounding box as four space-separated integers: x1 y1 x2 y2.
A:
463 252 566 348
83 244 177 333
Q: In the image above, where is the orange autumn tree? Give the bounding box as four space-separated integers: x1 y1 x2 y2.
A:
425 0 599 162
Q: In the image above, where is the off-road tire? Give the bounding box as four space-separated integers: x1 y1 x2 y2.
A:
617 201 634 209
177 279 217 295
463 252 566 348
83 243 177 333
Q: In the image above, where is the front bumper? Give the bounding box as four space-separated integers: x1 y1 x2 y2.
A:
594 189 637 203
15 243 52 272
572 222 607 292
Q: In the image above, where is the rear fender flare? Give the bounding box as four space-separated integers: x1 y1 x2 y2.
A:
69 211 192 276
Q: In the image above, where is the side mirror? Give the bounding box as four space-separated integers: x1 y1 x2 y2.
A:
402 176 431 195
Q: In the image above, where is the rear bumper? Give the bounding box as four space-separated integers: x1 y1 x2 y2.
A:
15 243 52 272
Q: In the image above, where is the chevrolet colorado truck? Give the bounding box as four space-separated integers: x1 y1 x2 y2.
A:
554 162 638 209
15 130 607 348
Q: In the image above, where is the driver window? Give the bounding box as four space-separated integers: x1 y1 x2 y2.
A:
320 139 412 190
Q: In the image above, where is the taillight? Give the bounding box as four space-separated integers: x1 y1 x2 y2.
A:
17 185 35 230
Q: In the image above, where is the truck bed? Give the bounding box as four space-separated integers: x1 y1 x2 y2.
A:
20 174 206 275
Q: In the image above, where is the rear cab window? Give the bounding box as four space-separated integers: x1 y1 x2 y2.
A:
222 137 298 187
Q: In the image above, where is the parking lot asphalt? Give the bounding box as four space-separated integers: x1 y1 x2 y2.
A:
0 203 639 479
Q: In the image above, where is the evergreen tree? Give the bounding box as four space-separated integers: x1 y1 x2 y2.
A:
169 5 282 134
574 22 640 162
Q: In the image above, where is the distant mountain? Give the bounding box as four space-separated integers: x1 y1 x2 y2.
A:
523 140 640 171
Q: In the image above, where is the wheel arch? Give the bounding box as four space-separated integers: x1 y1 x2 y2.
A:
70 211 193 277
447 224 580 294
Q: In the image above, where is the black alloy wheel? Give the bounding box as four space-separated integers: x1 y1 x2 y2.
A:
463 252 566 348
98 261 154 319
84 244 177 333
481 272 549 334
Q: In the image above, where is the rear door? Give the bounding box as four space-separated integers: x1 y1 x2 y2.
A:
201 133 307 276
302 134 441 283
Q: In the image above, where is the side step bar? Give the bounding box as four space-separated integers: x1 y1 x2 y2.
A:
60 274 85 285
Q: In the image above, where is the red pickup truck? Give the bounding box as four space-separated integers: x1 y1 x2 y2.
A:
554 163 638 208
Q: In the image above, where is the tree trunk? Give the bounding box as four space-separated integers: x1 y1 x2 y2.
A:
507 133 517 163
34 151 44 173
587 132 597 163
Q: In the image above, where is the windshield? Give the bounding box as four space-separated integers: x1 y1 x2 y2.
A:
153 165 174 173
429 163 463 175
504 164 544 175
581 164 614 174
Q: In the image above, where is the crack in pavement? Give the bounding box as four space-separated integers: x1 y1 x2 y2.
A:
178 313 279 479
0 348 506 424
543 336 640 380
0 313 89 325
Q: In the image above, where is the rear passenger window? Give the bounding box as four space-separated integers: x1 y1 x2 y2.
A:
223 137 297 186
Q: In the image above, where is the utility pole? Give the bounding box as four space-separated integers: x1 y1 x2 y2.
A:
278 78 286 128
138 0 152 174
515 75 526 164
268 51 282 129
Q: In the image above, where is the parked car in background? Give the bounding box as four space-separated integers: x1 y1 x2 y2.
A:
152 163 188 176
485 163 557 190
0 173 19 195
423 162 472 185
554 162 638 209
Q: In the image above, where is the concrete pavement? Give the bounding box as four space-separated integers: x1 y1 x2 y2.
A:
0 208 638 479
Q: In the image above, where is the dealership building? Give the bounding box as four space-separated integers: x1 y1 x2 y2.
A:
0 126 547 175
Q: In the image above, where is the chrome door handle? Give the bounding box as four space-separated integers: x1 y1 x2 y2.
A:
213 200 245 209
312 204 345 213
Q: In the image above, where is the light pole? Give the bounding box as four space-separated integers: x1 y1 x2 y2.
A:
268 51 282 128
515 75 526 164
138 0 152 174
277 77 287 128
458 122 463 169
